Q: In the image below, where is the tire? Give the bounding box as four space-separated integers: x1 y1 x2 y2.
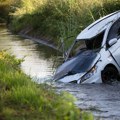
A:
101 66 119 83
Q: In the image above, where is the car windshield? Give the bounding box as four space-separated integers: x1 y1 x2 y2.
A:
69 31 104 58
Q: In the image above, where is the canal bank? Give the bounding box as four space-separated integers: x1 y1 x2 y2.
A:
19 32 58 51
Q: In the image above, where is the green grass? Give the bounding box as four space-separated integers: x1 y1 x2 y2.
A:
0 0 120 49
8 0 120 50
0 50 94 120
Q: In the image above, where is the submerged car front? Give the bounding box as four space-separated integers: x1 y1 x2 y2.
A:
54 33 103 84
54 50 101 84
54 11 120 84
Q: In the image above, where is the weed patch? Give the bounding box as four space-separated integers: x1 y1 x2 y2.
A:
0 51 93 120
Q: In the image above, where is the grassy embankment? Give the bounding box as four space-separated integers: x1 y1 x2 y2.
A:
0 0 120 48
0 51 93 120
8 0 120 50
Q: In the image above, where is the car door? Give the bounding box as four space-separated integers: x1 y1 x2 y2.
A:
107 18 120 66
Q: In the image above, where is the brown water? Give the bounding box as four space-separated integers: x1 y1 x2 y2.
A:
1 26 120 120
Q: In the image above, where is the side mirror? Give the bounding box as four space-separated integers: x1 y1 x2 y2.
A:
108 38 117 46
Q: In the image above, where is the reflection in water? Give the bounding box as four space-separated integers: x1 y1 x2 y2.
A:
0 26 59 82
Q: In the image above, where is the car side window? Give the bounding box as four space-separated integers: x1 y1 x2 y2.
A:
107 18 120 42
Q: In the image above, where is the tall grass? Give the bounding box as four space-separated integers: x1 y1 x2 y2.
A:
9 0 120 49
0 0 119 47
0 51 93 120
0 0 120 46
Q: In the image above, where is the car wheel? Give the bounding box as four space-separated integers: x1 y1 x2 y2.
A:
101 66 119 83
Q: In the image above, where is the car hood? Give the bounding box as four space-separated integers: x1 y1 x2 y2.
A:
54 50 100 81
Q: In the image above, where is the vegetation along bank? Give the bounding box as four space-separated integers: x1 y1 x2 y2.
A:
0 0 119 50
0 0 120 49
0 51 94 120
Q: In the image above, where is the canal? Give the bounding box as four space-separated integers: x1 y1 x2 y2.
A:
0 25 59 83
0 26 120 120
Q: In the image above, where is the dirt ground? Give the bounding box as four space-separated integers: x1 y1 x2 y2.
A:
56 82 120 120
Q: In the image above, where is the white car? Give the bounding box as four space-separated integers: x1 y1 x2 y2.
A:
54 11 120 84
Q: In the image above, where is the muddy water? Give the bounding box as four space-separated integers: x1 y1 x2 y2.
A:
0 26 120 120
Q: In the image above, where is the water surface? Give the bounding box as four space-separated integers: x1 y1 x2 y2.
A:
0 26 58 82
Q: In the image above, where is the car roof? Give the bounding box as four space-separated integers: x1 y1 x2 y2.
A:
76 11 120 40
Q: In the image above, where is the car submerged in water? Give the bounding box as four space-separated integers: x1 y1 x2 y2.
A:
54 11 120 84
